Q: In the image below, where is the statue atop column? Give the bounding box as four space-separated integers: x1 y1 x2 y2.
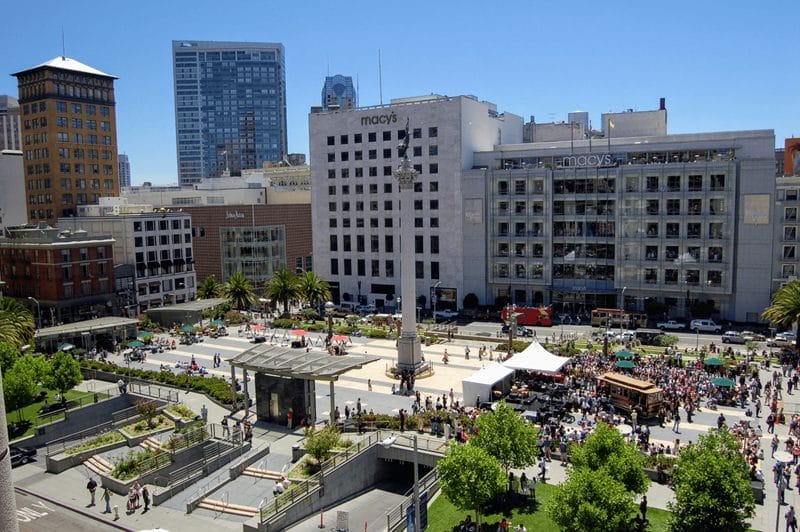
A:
397 118 410 159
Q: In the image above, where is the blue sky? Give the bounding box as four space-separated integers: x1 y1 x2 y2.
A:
1 0 796 185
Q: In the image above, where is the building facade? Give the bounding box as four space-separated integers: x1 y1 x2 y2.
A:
59 198 197 313
309 95 522 308
172 40 287 185
0 95 22 150
0 149 26 228
12 57 121 224
0 223 116 324
118 152 131 187
321 75 356 111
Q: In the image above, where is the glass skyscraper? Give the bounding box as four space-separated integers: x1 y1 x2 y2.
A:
321 75 356 111
172 41 287 185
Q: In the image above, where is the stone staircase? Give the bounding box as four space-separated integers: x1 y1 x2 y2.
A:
140 436 164 453
84 454 113 476
241 467 284 481
196 498 257 517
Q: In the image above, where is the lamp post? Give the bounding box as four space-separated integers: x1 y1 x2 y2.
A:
432 281 442 325
620 286 627 334
382 434 421 532
324 301 335 342
27 297 41 331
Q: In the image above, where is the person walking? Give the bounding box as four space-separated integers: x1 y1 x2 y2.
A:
102 487 111 514
221 416 230 438
640 495 648 522
86 477 98 506
287 408 294 430
399 409 406 432
141 485 150 513
788 505 798 532
367 378 372 392
672 410 681 433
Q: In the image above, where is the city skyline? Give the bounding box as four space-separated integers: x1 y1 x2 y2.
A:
0 0 797 186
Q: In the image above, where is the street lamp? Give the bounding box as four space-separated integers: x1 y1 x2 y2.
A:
324 301 335 342
432 281 442 325
620 286 627 334
28 297 41 331
382 434 421 532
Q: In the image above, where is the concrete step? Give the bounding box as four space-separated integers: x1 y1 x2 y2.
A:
197 498 257 517
140 437 163 452
241 467 284 480
84 454 113 475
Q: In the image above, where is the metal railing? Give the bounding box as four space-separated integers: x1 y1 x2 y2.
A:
128 380 180 403
45 421 114 456
386 468 441 532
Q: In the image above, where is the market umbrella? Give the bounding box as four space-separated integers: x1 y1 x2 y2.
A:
137 331 153 339
775 450 793 463
615 360 635 369
181 325 196 333
711 377 735 388
211 319 224 326
57 342 75 352
615 350 635 360
251 324 265 331
617 424 633 435
127 340 145 348
703 357 725 367
332 334 348 343
291 329 308 337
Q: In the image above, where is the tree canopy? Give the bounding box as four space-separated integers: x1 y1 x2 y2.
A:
3 356 39 421
568 422 649 494
0 341 18 376
762 279 800 339
437 442 506 523
45 351 83 395
547 466 636 532
220 271 257 311
470 401 539 473
669 427 754 532
295 271 331 310
197 275 221 299
0 298 35 348
265 268 299 313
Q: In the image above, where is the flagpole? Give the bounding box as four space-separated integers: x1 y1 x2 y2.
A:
570 122 574 154
607 118 611 152
588 120 592 153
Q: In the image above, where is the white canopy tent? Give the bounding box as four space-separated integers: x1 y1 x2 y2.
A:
502 341 571 375
462 362 515 406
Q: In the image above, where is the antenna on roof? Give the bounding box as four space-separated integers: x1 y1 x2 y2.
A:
378 49 383 106
356 74 359 107
61 27 66 59
326 54 329 77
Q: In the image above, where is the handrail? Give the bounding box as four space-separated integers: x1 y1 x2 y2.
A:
386 468 441 532
45 421 114 456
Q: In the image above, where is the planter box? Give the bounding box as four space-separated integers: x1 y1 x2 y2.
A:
119 424 174 447
46 437 128 474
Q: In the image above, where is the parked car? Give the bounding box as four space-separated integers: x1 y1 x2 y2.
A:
434 309 459 320
741 330 766 342
689 319 722 333
9 445 36 467
768 332 797 347
656 320 686 331
501 324 533 336
721 331 746 344
355 304 377 314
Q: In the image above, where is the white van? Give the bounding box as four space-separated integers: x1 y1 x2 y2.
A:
339 302 357 313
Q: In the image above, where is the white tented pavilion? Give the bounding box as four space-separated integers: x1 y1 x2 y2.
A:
461 362 515 406
502 341 571 375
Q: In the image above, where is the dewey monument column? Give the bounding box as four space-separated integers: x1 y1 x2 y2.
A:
393 120 423 376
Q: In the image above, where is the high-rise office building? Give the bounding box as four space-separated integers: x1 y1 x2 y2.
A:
118 152 131 187
0 95 22 151
172 40 287 185
13 56 120 224
321 75 356 111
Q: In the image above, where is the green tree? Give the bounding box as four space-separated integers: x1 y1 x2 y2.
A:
0 298 35 348
296 271 331 310
45 350 83 395
197 275 221 299
669 427 754 532
265 268 299 314
3 356 39 421
470 401 539 473
136 399 158 428
547 466 636 532
220 271 257 311
304 425 341 471
0 341 19 376
437 442 506 526
569 422 649 494
762 279 800 340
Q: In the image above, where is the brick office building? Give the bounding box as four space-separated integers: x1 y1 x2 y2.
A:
183 204 312 289
0 223 116 324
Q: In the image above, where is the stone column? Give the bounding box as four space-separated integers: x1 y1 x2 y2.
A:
0 371 20 532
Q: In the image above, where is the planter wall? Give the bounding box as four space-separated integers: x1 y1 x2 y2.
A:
45 437 128 474
119 424 174 447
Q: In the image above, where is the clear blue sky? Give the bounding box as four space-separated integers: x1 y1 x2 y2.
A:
1 0 796 185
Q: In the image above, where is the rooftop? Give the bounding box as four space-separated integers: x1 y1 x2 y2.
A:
13 56 117 79
230 343 380 381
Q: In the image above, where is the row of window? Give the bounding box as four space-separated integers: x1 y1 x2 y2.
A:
330 257 440 279
134 234 192 247
327 163 438 179
135 247 193 262
60 193 102 206
55 133 112 145
52 117 112 131
133 219 192 232
327 145 438 162
329 199 440 213
329 234 440 254
329 182 440 196
58 164 115 175
58 148 114 160
53 102 111 117
326 127 438 146
494 173 728 195
328 217 439 229
622 268 725 286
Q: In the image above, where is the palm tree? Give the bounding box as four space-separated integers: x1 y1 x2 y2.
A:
296 271 331 311
0 298 35 348
220 272 257 311
265 268 299 314
762 280 800 339
197 275 221 299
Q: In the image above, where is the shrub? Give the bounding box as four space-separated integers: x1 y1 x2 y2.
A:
224 310 249 324
166 403 196 420
64 431 124 455
272 318 296 329
361 327 388 339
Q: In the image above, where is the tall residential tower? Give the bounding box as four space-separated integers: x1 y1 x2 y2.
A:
13 57 120 224
172 41 287 185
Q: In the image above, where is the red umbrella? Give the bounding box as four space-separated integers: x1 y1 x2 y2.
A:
332 334 348 343
251 324 265 331
291 329 307 336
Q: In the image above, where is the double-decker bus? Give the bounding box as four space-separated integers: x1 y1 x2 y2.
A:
590 308 647 329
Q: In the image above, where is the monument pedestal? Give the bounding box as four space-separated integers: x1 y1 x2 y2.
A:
396 334 423 372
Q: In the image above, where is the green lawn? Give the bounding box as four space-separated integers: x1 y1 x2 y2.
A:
8 387 106 441
426 483 672 531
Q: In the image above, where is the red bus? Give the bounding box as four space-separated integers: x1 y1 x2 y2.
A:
502 306 553 327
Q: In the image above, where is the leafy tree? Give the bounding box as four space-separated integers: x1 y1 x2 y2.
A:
437 442 506 526
3 356 39 421
569 422 649 494
197 275 221 299
669 427 754 532
295 271 331 310
45 350 83 395
463 293 479 309
654 334 679 347
300 308 320 322
220 271 257 311
0 341 19 376
0 298 35 348
470 401 539 473
762 279 800 340
265 268 299 313
304 424 341 467
136 399 159 428
547 466 636 532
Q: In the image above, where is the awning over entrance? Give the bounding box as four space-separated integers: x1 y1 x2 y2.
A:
229 344 380 381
